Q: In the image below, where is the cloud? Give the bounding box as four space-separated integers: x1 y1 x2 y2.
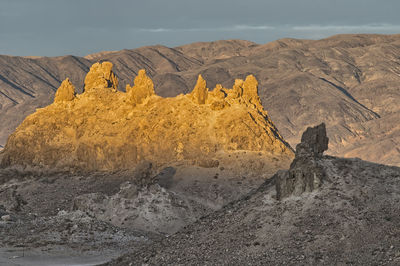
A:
137 23 400 35
139 28 172 33
138 25 275 33
226 25 275 31
291 24 400 32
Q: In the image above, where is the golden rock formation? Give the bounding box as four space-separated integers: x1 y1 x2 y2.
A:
54 78 75 103
242 75 261 107
190 75 208 104
126 69 155 104
0 62 293 171
84 61 118 92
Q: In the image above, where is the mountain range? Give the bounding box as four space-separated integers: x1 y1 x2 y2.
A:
1 34 400 166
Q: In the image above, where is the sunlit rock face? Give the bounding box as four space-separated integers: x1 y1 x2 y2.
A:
0 62 293 172
54 78 76 103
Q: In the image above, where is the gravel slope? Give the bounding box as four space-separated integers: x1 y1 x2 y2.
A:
107 156 400 265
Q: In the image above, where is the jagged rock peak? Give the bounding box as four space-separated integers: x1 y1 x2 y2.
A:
275 123 328 200
126 69 155 104
242 75 262 106
54 78 75 103
84 61 118 92
296 123 329 158
190 74 208 104
232 79 244 97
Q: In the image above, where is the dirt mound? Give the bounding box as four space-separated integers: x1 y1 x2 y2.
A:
0 62 292 172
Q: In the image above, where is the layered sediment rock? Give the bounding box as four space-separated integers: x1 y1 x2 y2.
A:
0 62 293 171
276 123 329 199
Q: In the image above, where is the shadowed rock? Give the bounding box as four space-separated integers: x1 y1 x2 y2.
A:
276 123 328 200
296 123 329 157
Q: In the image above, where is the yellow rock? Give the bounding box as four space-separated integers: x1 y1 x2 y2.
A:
0 61 293 172
126 69 155 104
54 78 75 103
190 75 208 104
242 75 262 107
232 79 244 98
84 61 118 92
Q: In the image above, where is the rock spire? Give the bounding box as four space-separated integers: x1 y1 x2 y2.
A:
190 75 208 104
126 69 155 104
54 78 75 103
276 123 329 200
84 61 118 92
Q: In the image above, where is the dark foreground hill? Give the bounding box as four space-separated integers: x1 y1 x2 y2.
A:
107 124 400 265
1 34 400 166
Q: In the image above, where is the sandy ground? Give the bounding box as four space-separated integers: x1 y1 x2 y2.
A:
107 156 400 265
0 247 116 266
0 155 290 265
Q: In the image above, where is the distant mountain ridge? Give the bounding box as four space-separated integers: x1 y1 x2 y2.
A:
1 34 400 165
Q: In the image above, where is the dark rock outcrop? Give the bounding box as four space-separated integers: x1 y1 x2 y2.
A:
276 123 329 199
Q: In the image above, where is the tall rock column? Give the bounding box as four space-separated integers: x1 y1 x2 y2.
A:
276 123 329 200
54 78 75 103
126 69 155 104
190 75 208 104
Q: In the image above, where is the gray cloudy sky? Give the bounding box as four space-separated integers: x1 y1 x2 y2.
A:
1 0 399 56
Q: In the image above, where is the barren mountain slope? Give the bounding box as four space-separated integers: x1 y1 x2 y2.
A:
1 35 400 165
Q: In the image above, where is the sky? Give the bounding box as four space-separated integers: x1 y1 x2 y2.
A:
1 0 400 56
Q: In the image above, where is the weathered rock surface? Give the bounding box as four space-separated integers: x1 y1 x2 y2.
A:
0 62 292 171
125 69 155 104
190 75 208 104
54 78 75 103
84 61 118 92
276 123 328 199
296 123 329 157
